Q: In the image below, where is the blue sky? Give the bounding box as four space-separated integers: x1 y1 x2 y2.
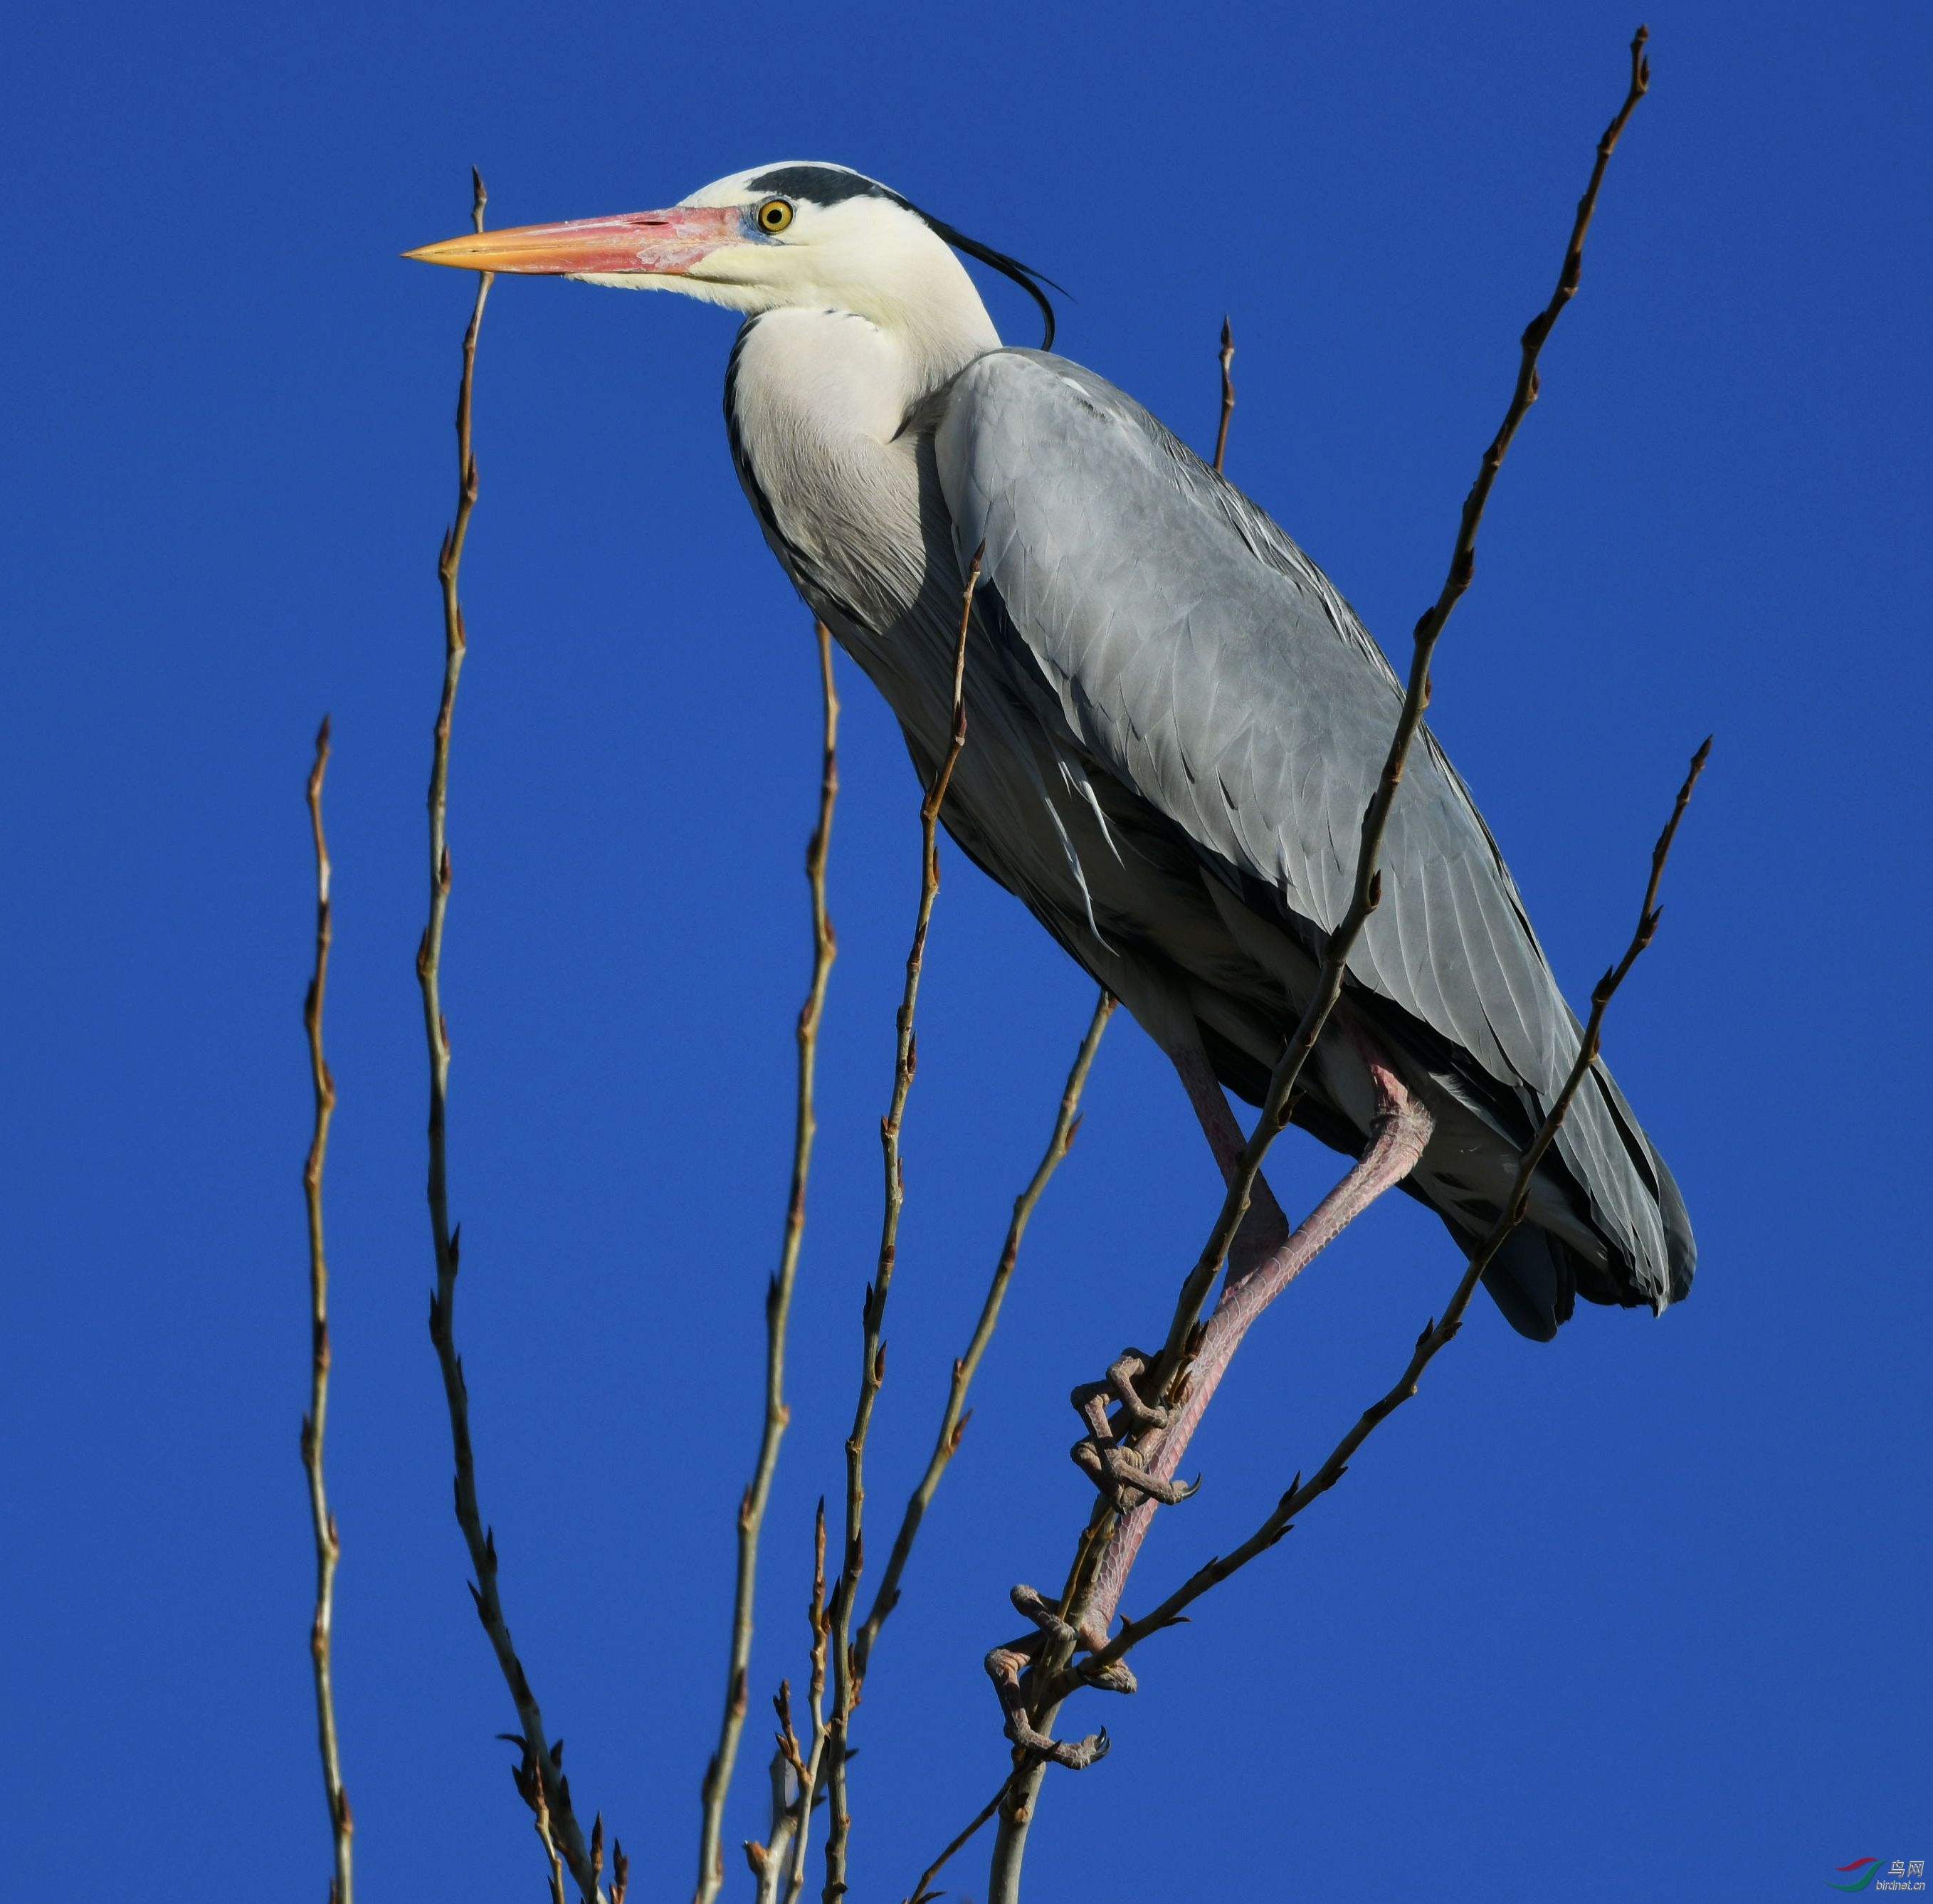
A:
4 2 1927 1899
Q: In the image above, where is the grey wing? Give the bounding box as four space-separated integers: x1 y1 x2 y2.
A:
932 348 1689 1312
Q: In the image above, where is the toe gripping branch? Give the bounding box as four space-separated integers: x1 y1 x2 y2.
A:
1069 1348 1199 1509
984 1350 1194 1770
984 1585 1137 1770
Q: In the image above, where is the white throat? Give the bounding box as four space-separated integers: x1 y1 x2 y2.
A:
724 307 954 661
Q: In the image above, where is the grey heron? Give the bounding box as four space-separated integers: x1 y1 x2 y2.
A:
407 162 1695 1353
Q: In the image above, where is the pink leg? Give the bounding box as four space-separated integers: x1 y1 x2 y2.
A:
1169 1044 1291 1274
1084 1055 1433 1630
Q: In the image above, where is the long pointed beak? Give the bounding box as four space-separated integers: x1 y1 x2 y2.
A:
404 205 746 277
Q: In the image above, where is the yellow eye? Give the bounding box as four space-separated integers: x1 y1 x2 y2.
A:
756 198 793 233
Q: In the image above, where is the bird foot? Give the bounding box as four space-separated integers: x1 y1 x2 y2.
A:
1073 1348 1171 1433
1008 1583 1107 1656
1068 1350 1199 1508
984 1588 1137 1761
984 1632 1112 1769
1070 1437 1199 1508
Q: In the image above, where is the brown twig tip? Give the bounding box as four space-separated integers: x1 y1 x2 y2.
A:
530 1749 569 1904
1213 316 1236 474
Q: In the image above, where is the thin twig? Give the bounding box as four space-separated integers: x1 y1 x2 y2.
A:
755 1676 808 1893
532 1757 569 1904
1065 737 1709 1688
823 549 982 1901
750 1743 798 1904
300 716 352 1904
416 169 603 1903
1212 317 1236 475
695 621 841 1903
855 989 1115 1674
902 1771 1023 1904
989 28 1655 1894
784 1500 831 1903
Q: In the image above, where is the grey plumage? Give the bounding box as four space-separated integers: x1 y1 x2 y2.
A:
730 328 1693 1339
930 351 1694 1335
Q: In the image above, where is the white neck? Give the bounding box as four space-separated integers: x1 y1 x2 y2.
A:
669 195 1004 412
837 236 1002 409
720 212 1004 475
724 305 953 655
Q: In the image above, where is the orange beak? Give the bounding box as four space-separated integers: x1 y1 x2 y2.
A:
404 204 747 277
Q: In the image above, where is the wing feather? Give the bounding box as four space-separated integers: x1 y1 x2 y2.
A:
932 349 1687 1306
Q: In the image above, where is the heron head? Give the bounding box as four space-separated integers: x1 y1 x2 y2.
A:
405 162 1056 349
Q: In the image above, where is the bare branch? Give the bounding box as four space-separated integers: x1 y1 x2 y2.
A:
855 989 1114 1673
989 30 1657 1894
1212 317 1236 475
416 170 603 1903
823 548 982 1901
695 621 841 1903
1149 22 1653 1399
300 715 352 1904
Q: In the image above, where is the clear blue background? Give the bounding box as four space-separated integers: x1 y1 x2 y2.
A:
4 4 1927 1900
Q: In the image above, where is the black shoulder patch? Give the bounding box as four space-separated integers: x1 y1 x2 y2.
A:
744 164 892 207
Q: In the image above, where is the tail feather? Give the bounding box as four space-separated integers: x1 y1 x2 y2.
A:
1655 1150 1697 1308
1478 1225 1574 1342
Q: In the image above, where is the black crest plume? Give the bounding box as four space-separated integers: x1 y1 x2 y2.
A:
914 209 1061 351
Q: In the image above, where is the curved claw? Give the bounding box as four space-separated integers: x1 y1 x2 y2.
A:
985 1643 1110 1768
1044 1725 1110 1770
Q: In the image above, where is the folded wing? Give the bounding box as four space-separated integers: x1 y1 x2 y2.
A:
932 348 1691 1317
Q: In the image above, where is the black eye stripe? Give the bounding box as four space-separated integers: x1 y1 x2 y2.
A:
745 164 888 206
